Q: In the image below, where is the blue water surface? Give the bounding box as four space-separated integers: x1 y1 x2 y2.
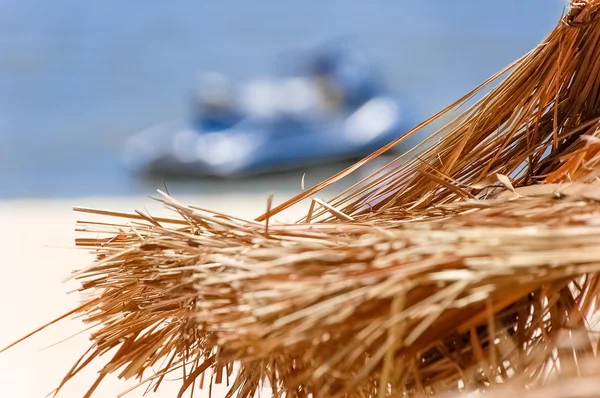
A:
0 0 566 198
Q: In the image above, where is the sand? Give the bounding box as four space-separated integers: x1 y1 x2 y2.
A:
0 193 308 398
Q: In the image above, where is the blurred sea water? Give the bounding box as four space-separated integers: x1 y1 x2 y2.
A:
0 0 566 199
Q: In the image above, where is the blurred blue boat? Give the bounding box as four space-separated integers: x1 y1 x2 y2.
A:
122 42 414 177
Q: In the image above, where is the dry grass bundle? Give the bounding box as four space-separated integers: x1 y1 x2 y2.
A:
6 1 600 397
257 0 600 222
14 185 600 398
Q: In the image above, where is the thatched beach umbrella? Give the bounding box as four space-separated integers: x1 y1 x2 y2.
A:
6 1 600 397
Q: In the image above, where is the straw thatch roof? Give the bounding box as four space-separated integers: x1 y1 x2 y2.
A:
6 1 600 397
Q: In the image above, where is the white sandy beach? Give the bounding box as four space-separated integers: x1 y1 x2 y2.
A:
0 194 308 398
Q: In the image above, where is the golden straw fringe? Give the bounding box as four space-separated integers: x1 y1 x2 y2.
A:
5 1 600 398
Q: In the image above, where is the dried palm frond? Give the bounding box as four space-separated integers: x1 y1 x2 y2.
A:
13 185 600 398
6 1 600 398
257 0 600 222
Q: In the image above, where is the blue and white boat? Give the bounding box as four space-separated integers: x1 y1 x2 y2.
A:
122 42 415 177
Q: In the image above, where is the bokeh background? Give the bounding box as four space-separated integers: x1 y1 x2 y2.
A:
1 0 567 199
